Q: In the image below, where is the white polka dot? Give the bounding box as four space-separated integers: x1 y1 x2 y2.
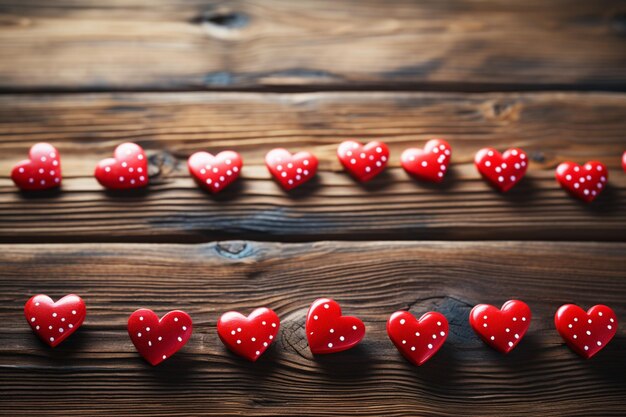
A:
18 167 24 173
237 327 241 332
568 324 573 328
251 337 256 341
236 340 241 344
415 332 420 337
162 355 166 359
182 326 187 331
255 351 260 355
231 330 236 335
328 343 333 348
178 337 183 342
340 336 345 341
137 332 142 337
50 337 54 342
483 323 488 327
411 346 416 351
498 176 504 182
400 319 406 325
427 344 433 349
508 341 513 347
59 328 64 333
597 341 602 346
586 330 591 335
505 328 510 332
146 327 150 332
588 319 592 324
174 318 179 322
584 346 589 351
31 317 35 322
490 336 495 341
352 325 357 330
314 315 318 320
52 313 57 318
440 331 445 337
329 329 334 334
303 160 309 166
437 321 442 326
488 151 494 157
485 161 491 167
514 334 519 339
68 324 73 328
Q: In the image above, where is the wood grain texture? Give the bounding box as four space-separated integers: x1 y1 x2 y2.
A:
0 91 625 242
0 241 624 416
1 0 626 91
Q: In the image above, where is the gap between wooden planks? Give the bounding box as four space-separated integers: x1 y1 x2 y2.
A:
0 91 625 243
0 241 624 416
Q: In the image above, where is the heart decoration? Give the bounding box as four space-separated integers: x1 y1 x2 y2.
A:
188 150 242 193
387 311 448 366
306 298 365 354
555 304 617 359
469 300 531 354
401 139 452 183
11 143 62 191
217 308 280 361
128 309 192 366
95 142 148 190
24 294 86 347
265 148 318 190
337 141 389 182
475 147 528 192
555 161 607 203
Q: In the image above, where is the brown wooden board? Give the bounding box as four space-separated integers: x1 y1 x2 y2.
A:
0 92 625 242
1 0 626 91
0 241 624 416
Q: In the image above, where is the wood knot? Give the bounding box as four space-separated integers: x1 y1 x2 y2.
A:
192 10 249 39
482 99 521 122
215 241 251 259
147 150 178 179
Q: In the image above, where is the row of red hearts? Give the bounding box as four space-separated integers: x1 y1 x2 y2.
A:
12 141 626 203
25 295 618 367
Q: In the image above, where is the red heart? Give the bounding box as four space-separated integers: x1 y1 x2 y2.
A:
475 147 527 192
469 300 531 354
95 142 148 189
188 150 243 193
555 304 617 359
337 141 389 182
555 161 607 203
401 139 452 183
387 311 448 366
217 308 280 361
265 148 318 190
24 294 86 347
305 298 365 354
128 309 192 366
11 143 62 191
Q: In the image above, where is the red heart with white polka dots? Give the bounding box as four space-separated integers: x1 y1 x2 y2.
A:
217 308 280 362
265 148 317 190
555 304 617 359
11 143 62 191
94 142 148 189
128 309 192 366
387 311 448 366
555 161 607 203
401 139 452 183
188 150 242 193
469 300 531 354
306 298 365 354
24 294 86 348
475 147 528 192
337 141 389 182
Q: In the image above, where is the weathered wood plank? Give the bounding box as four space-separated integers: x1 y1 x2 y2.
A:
1 92 625 242
1 0 625 91
0 241 624 416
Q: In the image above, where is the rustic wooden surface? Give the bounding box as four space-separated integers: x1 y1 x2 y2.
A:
0 0 625 416
1 0 626 91
0 241 625 417
0 92 625 242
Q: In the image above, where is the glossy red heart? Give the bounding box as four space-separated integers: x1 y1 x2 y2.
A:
555 304 617 359
24 294 86 347
265 148 318 190
475 147 527 192
469 300 531 354
95 142 148 189
188 150 242 193
128 309 192 366
555 161 607 203
217 308 280 361
11 143 62 191
401 139 451 183
337 141 389 182
387 311 448 366
306 298 365 354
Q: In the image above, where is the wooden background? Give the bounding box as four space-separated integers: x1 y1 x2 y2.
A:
0 1 625 416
